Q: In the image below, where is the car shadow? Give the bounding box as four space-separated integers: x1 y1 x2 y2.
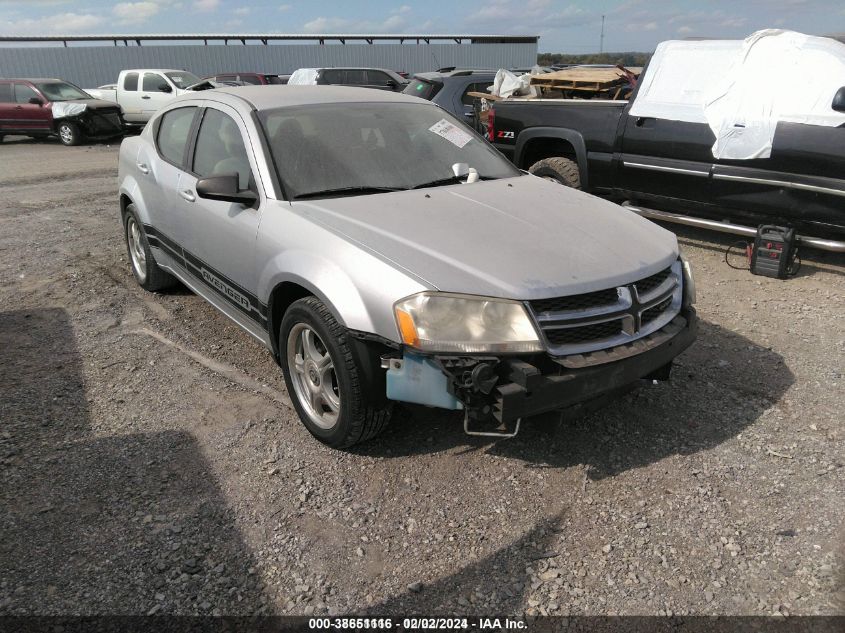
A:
0 308 269 615
355 319 794 480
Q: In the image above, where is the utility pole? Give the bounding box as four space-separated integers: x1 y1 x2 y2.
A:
600 14 605 53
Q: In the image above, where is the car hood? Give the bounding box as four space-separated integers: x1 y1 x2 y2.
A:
292 176 679 300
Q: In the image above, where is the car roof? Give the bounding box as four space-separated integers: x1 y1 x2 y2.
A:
413 70 497 80
122 69 186 73
0 78 63 82
194 85 427 110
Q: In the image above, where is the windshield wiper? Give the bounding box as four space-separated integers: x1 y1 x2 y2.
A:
293 186 404 200
410 175 496 190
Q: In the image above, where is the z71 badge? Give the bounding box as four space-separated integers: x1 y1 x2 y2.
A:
201 268 251 310
497 130 515 139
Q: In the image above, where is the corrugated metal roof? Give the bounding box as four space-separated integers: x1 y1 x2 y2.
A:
0 42 538 88
0 33 539 44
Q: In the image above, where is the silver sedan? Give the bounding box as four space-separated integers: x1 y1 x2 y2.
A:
118 86 696 447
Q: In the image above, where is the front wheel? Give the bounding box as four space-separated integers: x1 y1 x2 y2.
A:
57 121 83 146
529 156 581 189
280 297 392 448
122 204 176 292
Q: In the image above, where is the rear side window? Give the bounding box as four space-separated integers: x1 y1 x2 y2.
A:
156 107 196 166
366 70 390 86
322 69 343 84
0 83 11 102
14 84 39 104
123 72 138 91
238 75 262 85
216 74 237 82
192 108 252 191
461 82 493 105
142 73 166 92
402 79 442 101
345 70 366 85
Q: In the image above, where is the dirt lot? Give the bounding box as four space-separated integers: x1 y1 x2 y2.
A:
0 136 843 617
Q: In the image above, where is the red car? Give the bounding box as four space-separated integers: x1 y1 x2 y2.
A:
0 78 124 146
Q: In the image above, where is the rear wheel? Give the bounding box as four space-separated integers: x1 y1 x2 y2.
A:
57 121 82 146
280 297 392 448
529 156 581 189
122 204 176 292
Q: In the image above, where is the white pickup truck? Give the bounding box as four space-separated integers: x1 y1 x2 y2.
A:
87 69 200 125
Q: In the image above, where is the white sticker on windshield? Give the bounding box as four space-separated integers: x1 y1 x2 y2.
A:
428 118 473 148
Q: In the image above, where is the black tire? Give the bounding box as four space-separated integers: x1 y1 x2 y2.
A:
56 121 83 146
280 297 392 448
122 204 176 292
529 156 582 189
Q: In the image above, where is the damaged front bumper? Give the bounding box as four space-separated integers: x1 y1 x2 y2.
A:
383 308 698 435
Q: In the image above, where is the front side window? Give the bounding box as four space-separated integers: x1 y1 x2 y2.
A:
14 84 39 104
143 73 167 92
260 102 520 199
322 70 343 84
123 72 139 91
32 81 89 101
156 107 196 166
193 108 252 191
366 71 390 86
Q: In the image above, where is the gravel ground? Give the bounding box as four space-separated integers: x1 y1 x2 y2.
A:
0 136 842 617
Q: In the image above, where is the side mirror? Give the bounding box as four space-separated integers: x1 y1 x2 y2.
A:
28 97 44 105
158 83 173 93
832 86 845 113
196 174 258 206
386 79 397 88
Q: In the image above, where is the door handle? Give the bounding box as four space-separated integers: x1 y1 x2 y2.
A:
14 105 22 110
635 117 652 127
179 189 196 202
141 95 151 100
137 162 149 174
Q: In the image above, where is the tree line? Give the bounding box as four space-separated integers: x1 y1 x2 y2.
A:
537 52 652 67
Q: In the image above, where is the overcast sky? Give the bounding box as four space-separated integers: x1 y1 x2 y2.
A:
1 0 843 53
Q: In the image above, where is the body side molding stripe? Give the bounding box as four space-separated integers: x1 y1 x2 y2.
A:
143 223 268 324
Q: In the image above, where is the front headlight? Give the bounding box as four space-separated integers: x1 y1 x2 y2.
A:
394 292 543 353
680 253 696 307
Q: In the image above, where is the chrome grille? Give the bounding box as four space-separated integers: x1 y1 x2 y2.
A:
530 287 619 314
527 261 683 356
544 319 625 346
635 267 672 296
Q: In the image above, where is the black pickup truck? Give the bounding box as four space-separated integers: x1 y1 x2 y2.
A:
488 71 845 252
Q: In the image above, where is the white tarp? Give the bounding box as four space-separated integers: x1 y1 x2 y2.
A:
52 102 87 119
629 30 845 159
287 68 319 86
490 69 534 99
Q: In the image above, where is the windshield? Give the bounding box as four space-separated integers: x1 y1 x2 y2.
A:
165 71 201 89
33 81 90 102
402 78 442 101
259 102 521 199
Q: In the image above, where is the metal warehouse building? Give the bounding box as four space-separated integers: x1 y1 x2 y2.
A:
0 34 539 88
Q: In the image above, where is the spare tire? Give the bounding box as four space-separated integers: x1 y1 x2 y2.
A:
529 157 581 189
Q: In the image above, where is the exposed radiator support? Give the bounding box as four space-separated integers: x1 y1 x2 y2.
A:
622 204 845 253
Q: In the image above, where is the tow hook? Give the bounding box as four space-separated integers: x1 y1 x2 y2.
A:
463 410 521 439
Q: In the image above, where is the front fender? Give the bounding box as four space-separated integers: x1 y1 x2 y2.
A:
259 250 377 334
